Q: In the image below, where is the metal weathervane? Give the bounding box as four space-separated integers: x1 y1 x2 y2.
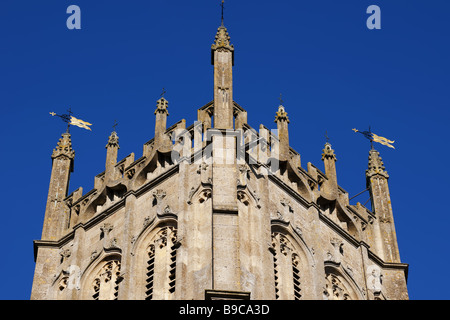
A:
352 126 395 149
50 108 92 132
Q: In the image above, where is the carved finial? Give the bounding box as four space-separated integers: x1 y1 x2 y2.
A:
154 97 169 116
274 105 289 123
366 149 389 178
211 25 234 53
106 130 120 149
52 132 75 160
321 142 337 161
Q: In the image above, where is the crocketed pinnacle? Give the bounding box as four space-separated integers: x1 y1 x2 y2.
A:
154 97 169 116
366 148 389 178
274 105 290 123
321 142 337 161
51 132 75 159
211 25 234 52
106 131 119 149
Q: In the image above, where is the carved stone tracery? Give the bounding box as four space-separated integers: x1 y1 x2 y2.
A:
323 273 351 300
91 260 121 300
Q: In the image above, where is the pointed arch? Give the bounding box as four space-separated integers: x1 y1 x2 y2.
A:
79 250 122 300
323 262 365 300
270 223 316 299
130 217 179 300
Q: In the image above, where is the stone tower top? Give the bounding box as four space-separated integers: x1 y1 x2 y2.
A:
211 25 234 65
274 105 289 123
366 148 389 179
211 21 234 129
51 132 75 161
106 130 119 149
155 97 169 116
321 142 337 161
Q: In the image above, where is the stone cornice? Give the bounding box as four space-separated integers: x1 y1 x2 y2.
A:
368 250 409 281
35 164 181 262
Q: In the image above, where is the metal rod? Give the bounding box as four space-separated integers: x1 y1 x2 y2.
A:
349 187 369 201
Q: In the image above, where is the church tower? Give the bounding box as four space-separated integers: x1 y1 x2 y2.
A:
31 15 408 300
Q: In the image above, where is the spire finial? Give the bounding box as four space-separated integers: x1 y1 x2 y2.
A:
112 119 118 132
155 95 169 115
366 148 389 178
52 132 75 160
274 103 289 123
278 93 284 106
322 138 337 161
221 0 225 26
160 88 166 99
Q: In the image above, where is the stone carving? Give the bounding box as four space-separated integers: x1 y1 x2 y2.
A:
59 248 71 263
323 273 351 300
51 133 75 160
106 131 119 148
211 25 234 52
367 265 383 294
100 223 114 236
152 189 166 203
126 168 135 179
92 260 122 300
366 149 389 178
154 97 169 115
274 105 289 123
187 184 211 205
237 190 250 206
326 238 344 264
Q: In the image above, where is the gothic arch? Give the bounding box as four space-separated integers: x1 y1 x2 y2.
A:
50 269 71 299
237 188 260 209
323 263 365 300
130 218 179 300
270 224 316 299
79 251 122 300
187 183 212 205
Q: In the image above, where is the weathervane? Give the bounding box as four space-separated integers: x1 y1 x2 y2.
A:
325 130 330 143
352 126 395 149
112 120 118 132
50 108 92 132
278 93 284 105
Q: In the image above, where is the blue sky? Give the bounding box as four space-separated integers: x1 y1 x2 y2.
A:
0 0 449 300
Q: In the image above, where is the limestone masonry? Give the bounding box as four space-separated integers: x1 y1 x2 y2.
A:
31 22 408 300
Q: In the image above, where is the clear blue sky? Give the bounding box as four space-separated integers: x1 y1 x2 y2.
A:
0 0 449 300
